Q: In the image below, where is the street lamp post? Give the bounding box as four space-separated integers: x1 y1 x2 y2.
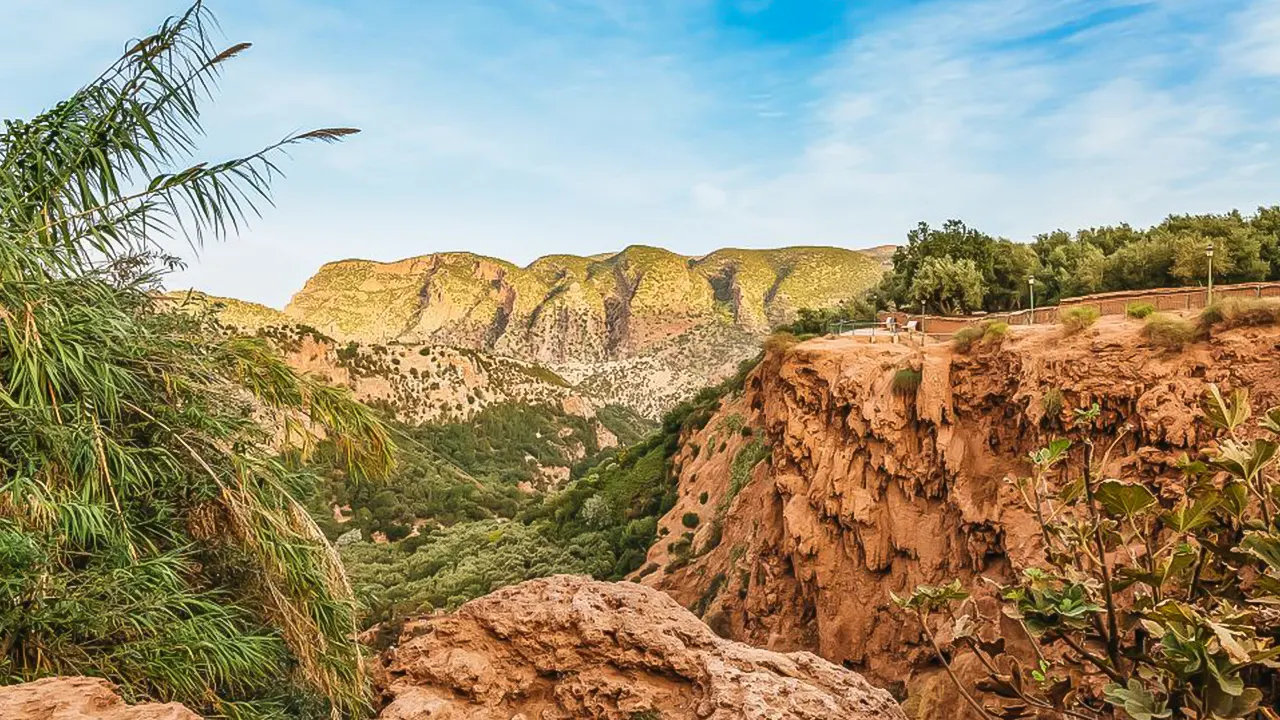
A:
1028 277 1036 324
1205 243 1215 306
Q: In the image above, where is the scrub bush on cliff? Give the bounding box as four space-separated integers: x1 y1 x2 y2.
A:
896 391 1280 720
0 3 392 718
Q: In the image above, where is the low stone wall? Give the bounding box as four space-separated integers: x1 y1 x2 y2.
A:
914 281 1280 334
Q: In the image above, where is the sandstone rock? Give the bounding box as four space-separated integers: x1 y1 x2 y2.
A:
0 677 201 720
639 315 1280 708
373 575 906 720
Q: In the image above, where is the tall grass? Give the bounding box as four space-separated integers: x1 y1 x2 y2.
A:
1059 305 1100 334
1198 297 1280 332
0 4 390 717
892 368 923 398
952 321 1009 353
1142 313 1199 351
1125 302 1156 319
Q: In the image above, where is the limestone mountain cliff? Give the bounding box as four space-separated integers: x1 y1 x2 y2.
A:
279 245 883 415
636 315 1280 715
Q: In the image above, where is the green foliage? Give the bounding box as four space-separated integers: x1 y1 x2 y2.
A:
720 439 771 513
910 256 987 314
1041 387 1064 420
682 512 701 529
891 368 923 398
1059 305 1100 334
880 220 1035 313
1198 297 1280 333
413 403 606 486
780 295 878 334
343 520 614 622
1125 302 1156 319
897 385 1280 720
952 325 985 353
953 320 1009 354
1141 313 1199 351
877 209 1280 315
0 5 390 716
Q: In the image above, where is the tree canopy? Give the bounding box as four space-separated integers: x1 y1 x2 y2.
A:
0 4 390 718
874 209 1280 314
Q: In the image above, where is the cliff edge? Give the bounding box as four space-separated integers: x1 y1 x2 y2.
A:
637 314 1280 711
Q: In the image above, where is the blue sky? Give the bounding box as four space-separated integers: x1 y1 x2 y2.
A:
4 0 1280 307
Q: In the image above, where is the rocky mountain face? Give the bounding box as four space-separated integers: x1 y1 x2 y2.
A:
636 315 1280 715
370 575 906 720
167 292 622 423
278 246 883 416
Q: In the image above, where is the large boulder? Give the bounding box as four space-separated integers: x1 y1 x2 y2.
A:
0 677 201 720
372 574 906 720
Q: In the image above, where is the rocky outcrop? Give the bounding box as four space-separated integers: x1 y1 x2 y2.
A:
371 574 906 720
638 315 1280 709
0 678 201 720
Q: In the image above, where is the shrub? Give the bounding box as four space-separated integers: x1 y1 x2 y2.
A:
952 325 985 353
719 439 771 512
666 536 693 568
1041 387 1064 419
891 368 923 398
699 491 709 505
982 321 1009 341
1141 312 1198 351
764 331 801 354
896 389 1280 720
1198 296 1280 333
682 512 701 529
0 7 394 715
952 320 1008 354
1124 301 1155 319
1059 305 1100 334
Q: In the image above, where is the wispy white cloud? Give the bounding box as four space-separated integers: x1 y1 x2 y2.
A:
3 0 1277 306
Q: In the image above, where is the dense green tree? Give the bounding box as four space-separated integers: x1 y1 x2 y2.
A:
877 208 1280 313
880 220 1038 312
987 240 1040 310
0 4 391 718
909 256 986 314
1100 237 1176 292
1032 231 1105 300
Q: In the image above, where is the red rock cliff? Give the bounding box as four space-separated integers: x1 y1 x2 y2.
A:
637 315 1280 711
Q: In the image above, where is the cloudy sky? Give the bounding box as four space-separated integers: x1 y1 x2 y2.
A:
5 0 1279 306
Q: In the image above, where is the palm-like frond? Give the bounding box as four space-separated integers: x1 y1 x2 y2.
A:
0 4 386 719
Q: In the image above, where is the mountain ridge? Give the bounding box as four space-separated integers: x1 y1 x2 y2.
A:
174 244 885 416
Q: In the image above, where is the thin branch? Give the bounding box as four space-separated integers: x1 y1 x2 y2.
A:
916 610 1000 720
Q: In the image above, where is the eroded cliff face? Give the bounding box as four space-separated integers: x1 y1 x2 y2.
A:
638 316 1280 709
